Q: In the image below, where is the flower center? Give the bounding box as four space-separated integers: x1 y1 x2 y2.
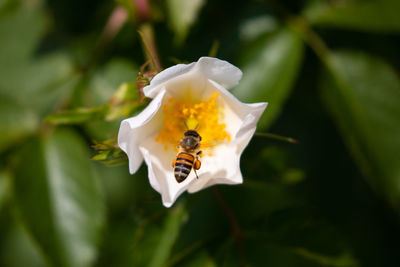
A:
155 92 231 153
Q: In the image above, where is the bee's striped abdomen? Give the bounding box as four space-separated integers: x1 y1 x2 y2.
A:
174 152 194 183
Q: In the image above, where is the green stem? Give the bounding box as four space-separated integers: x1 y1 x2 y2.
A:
208 40 220 57
85 6 128 71
212 188 247 267
138 24 162 72
287 16 331 65
255 132 299 144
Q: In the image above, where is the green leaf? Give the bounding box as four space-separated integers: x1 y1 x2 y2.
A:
45 106 107 125
166 0 206 44
0 170 11 212
232 27 304 130
232 29 303 129
304 0 400 33
91 139 128 166
20 53 76 113
0 1 76 154
83 59 139 140
0 210 47 267
13 129 105 267
245 207 359 266
173 250 217 267
86 59 138 107
238 15 279 42
0 0 46 66
107 206 186 267
106 82 145 121
109 82 140 105
321 51 400 210
0 2 76 116
0 52 76 114
291 248 358 267
0 97 39 153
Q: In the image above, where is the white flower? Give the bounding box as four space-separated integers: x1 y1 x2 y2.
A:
118 57 267 207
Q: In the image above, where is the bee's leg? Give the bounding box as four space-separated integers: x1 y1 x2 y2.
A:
196 150 202 157
172 158 176 168
194 159 201 170
193 156 201 179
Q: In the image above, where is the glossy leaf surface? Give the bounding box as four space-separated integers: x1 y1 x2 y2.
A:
232 27 304 130
13 129 105 267
166 0 205 44
304 0 400 33
321 51 400 210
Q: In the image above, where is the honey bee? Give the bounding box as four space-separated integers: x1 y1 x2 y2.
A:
172 130 202 183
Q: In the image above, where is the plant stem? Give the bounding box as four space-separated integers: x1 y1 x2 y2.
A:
255 132 299 144
208 40 220 57
287 16 331 64
212 188 246 266
138 24 162 72
85 6 128 70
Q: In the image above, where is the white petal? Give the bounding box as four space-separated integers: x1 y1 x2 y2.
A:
187 80 267 193
118 90 166 174
139 142 195 207
209 79 267 120
187 143 242 193
195 57 242 90
143 62 195 98
143 57 242 98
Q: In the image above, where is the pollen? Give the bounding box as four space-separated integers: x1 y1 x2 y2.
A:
155 92 231 152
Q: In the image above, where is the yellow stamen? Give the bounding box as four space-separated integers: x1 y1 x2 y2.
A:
155 92 230 152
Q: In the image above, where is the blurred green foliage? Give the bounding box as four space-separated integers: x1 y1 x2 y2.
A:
1 0 400 266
